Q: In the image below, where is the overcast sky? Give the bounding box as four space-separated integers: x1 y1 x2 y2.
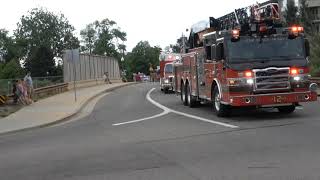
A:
0 0 267 51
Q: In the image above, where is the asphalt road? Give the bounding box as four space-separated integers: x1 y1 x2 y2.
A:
1 83 320 180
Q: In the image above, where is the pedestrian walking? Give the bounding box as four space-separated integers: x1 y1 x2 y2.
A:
103 72 112 84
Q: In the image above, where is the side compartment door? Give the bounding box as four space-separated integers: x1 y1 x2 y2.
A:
197 51 206 97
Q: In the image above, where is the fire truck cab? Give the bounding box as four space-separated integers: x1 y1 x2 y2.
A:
159 52 181 93
175 0 318 116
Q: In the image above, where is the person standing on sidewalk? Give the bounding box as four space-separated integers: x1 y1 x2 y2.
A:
16 79 27 105
24 72 34 101
12 80 18 104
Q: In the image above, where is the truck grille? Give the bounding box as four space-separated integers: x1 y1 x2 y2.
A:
253 67 290 91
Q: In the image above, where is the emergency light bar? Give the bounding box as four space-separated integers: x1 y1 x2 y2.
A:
231 29 240 41
289 26 304 38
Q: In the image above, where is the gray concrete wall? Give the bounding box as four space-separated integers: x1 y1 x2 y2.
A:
63 53 120 83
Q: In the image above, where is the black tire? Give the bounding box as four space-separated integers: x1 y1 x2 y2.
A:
278 105 296 114
164 88 169 94
187 84 197 108
212 86 230 117
180 83 184 101
181 82 188 106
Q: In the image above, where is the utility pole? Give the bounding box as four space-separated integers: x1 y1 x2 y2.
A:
88 37 92 79
182 29 189 53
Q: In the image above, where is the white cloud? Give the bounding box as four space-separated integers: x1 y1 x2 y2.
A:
0 0 267 51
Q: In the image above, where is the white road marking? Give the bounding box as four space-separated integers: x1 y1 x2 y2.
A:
113 88 170 126
113 88 238 129
112 111 169 126
171 110 238 128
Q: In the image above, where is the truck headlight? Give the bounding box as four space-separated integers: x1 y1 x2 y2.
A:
293 76 301 81
227 78 253 86
246 79 254 85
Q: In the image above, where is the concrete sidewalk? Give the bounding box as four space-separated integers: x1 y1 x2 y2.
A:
0 82 134 135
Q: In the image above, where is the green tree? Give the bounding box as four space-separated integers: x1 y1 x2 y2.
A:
0 59 24 79
310 34 320 76
15 8 80 57
80 23 96 54
299 0 315 35
0 29 9 62
171 44 180 53
15 8 79 75
80 18 127 57
284 0 298 26
125 41 161 77
0 29 23 63
25 46 55 77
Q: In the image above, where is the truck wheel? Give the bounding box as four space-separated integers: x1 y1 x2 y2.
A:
278 105 296 114
187 84 197 108
212 86 230 117
164 88 169 94
181 83 188 106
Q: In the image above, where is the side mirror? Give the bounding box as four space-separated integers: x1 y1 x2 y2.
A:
305 39 310 57
216 43 224 60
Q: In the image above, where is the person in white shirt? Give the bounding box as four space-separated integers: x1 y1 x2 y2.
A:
24 72 34 101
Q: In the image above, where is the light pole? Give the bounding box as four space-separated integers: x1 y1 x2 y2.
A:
182 28 189 53
121 56 124 71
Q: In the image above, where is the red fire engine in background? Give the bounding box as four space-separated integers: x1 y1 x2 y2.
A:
159 52 181 93
174 0 318 116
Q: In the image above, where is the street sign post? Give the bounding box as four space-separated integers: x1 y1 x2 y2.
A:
65 49 80 102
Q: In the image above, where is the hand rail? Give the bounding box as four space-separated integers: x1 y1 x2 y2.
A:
34 83 68 93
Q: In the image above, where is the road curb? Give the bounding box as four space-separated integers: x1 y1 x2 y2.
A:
0 82 137 137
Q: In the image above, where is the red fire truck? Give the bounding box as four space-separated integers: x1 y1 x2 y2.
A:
174 0 318 116
159 52 181 93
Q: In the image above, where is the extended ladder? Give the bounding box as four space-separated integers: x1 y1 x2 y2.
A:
213 0 281 32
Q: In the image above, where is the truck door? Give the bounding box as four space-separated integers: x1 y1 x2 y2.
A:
197 51 206 97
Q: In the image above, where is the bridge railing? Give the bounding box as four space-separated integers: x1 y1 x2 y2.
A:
0 76 63 96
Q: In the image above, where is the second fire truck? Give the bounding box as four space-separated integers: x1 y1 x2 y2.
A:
159 52 181 93
174 0 318 116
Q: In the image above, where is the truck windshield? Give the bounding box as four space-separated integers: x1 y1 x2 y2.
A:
164 64 173 73
228 36 305 62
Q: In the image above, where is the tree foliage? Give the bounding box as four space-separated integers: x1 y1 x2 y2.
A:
124 41 161 78
25 46 55 77
0 29 23 63
14 8 79 76
80 23 96 54
0 29 10 62
15 8 79 58
0 59 24 79
299 0 315 35
310 34 320 76
80 18 127 57
296 0 320 75
284 0 298 26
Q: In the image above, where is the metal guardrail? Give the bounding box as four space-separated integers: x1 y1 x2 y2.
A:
33 83 68 99
0 83 68 105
